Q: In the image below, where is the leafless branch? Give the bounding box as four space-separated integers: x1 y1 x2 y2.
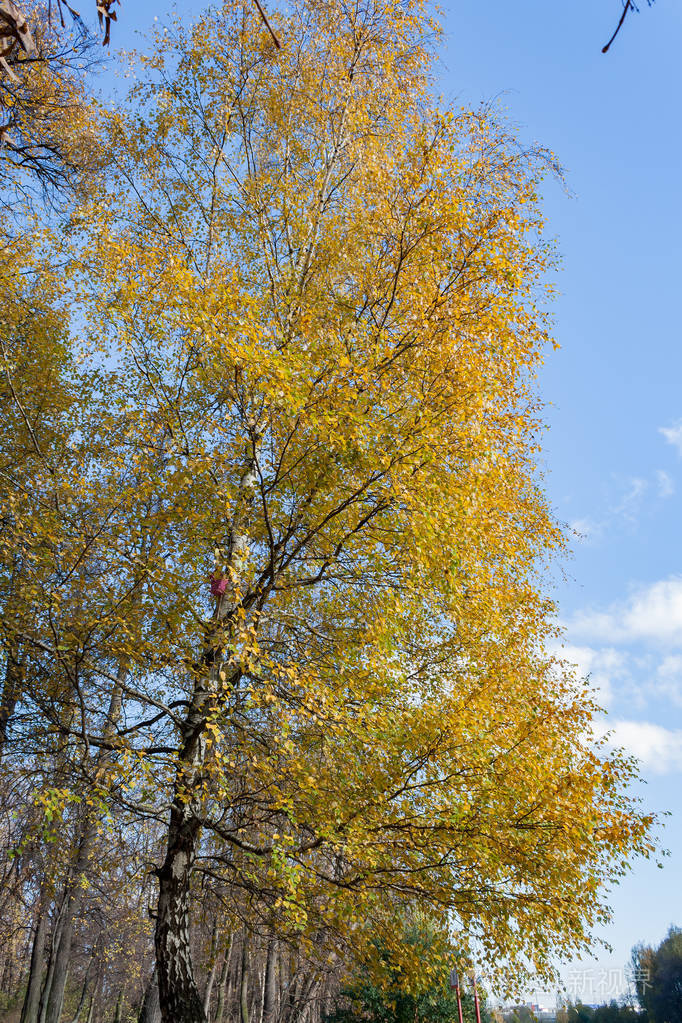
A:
602 0 655 54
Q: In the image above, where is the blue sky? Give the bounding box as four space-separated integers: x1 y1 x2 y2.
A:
93 0 682 1004
439 0 682 1003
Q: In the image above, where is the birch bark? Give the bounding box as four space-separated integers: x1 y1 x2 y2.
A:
155 424 262 1023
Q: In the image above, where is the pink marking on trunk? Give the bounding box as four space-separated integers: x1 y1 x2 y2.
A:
210 573 228 596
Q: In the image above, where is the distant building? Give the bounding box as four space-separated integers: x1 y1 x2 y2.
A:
501 1004 557 1023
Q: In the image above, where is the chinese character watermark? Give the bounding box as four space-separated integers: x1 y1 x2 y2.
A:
561 965 651 1002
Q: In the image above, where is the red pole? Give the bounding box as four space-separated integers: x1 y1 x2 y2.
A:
450 968 465 1023
456 981 464 1023
472 973 482 1023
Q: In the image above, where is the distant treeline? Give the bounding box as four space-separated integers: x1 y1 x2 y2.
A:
558 1004 645 1023
505 926 682 1023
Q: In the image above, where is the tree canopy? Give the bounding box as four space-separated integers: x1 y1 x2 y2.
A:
0 1 660 1022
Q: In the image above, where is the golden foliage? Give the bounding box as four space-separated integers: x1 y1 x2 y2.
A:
3 0 657 1003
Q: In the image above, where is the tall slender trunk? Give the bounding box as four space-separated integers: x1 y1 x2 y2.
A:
155 426 261 1023
113 987 125 1023
85 993 96 1023
155 796 205 1023
1 941 13 994
281 965 318 1023
0 642 21 753
0 548 27 756
42 658 128 1023
202 923 220 1020
37 893 69 1023
67 959 94 1023
138 969 161 1023
262 940 278 1023
42 820 93 1023
20 911 48 1023
154 665 215 1023
281 955 295 1023
240 935 250 1023
214 937 233 1023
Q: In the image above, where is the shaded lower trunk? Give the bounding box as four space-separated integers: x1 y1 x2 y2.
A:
262 940 278 1023
85 994 96 1023
202 923 220 1020
155 804 205 1023
38 896 69 1023
0 645 21 753
239 935 250 1023
19 906 48 1023
281 967 317 1023
113 987 125 1023
154 629 240 1022
42 932 70 1023
42 821 95 1023
67 985 88 1023
138 970 161 1023
214 938 233 1023
70 937 103 1023
1 948 13 995
43 659 128 1023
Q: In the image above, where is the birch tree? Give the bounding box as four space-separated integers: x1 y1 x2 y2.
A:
26 0 658 1018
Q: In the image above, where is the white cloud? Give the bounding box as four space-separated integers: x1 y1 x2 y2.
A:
656 469 675 498
659 420 682 456
658 654 682 679
612 476 648 522
567 471 669 547
568 576 682 647
599 719 682 774
652 655 682 707
567 608 627 644
625 578 682 641
569 517 602 543
552 643 626 708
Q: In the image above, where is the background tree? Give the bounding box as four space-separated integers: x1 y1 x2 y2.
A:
326 916 489 1023
0 0 118 50
555 1002 646 1023
631 928 682 1023
0 5 102 225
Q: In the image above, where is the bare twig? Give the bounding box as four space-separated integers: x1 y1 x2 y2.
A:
0 0 281 54
602 0 655 54
252 0 281 49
